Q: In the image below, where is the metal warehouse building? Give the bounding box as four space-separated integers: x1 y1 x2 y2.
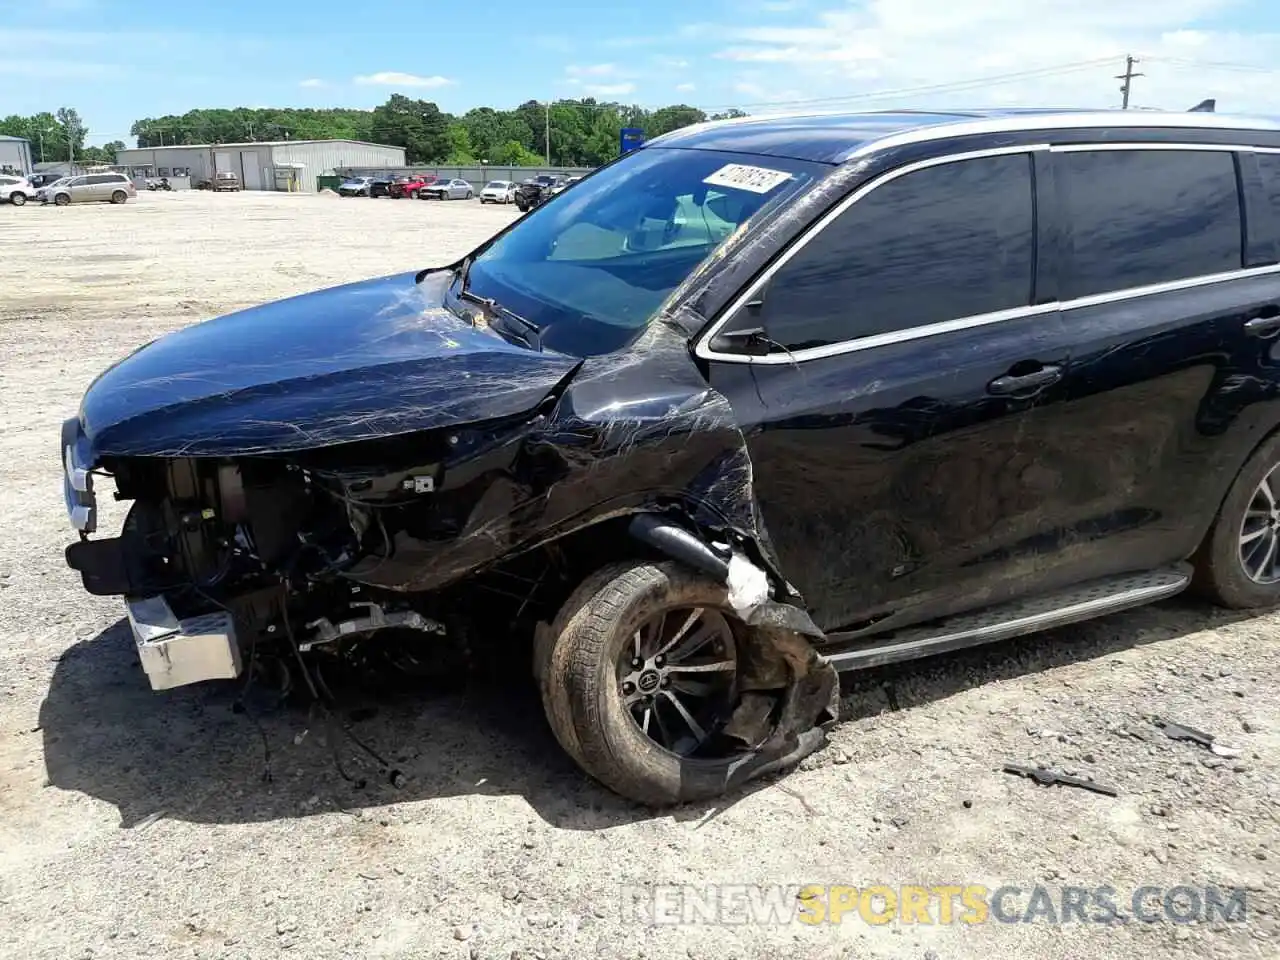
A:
114 139 406 192
0 134 33 176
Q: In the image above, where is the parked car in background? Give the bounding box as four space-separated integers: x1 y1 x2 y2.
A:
479 179 517 204
339 175 394 197
339 176 374 197
213 171 241 192
514 174 565 211
26 172 66 190
421 178 474 200
0 175 35 206
549 175 581 197
41 172 136 205
388 175 443 199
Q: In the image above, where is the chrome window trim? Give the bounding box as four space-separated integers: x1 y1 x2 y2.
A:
835 112 1280 163
650 110 1280 157
694 140 1278 366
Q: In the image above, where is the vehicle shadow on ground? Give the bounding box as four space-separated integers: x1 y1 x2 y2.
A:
40 598 1255 831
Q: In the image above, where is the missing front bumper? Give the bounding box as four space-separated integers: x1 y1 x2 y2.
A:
126 595 242 691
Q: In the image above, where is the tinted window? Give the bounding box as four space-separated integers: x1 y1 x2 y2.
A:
1257 153 1280 216
1059 150 1242 300
753 153 1035 352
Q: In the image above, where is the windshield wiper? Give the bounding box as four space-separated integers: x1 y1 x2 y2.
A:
453 256 542 348
456 285 542 349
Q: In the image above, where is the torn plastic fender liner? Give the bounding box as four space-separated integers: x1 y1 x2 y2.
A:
626 512 826 641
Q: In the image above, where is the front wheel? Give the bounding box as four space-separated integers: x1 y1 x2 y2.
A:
540 561 766 805
1195 433 1280 608
53 193 70 206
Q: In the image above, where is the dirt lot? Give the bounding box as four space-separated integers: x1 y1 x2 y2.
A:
0 190 1277 960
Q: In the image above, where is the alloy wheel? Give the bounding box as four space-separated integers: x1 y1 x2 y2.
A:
1239 464 1280 583
616 606 737 757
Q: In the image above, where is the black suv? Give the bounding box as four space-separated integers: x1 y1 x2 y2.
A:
60 108 1280 805
514 174 565 211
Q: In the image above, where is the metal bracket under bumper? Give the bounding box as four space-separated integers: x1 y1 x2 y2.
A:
126 594 243 691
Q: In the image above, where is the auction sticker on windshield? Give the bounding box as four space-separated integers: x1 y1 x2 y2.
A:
703 163 793 194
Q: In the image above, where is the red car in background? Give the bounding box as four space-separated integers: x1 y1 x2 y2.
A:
388 175 444 199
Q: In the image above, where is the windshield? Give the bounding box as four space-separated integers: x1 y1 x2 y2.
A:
485 181 508 188
462 147 821 357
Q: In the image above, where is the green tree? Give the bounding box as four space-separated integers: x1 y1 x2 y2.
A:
444 122 475 163
491 139 543 166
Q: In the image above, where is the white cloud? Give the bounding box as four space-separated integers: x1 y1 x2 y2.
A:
676 82 697 92
655 55 691 69
583 81 637 96
298 78 326 88
566 63 619 77
353 71 455 88
701 0 1280 113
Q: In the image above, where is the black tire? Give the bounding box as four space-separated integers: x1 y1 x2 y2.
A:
110 190 127 204
465 190 473 200
541 560 758 806
1194 432 1280 608
9 192 25 206
53 193 70 206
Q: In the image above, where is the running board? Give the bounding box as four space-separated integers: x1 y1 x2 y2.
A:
822 566 1192 672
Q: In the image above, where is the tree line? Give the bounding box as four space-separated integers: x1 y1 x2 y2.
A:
0 108 124 165
3 97 750 169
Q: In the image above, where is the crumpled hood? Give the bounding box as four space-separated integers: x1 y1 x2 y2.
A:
78 270 581 459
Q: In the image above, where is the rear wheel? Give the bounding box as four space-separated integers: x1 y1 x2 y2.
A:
110 190 127 204
9 192 25 206
540 561 757 805
1195 433 1280 608
465 190 473 200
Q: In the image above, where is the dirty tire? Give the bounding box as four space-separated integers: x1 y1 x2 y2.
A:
110 190 127 204
541 560 755 806
1194 432 1280 608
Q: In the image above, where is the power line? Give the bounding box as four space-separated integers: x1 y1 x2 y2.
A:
695 57 1118 112
1146 56 1280 76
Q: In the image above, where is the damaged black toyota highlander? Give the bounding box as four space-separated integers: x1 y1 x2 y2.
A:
63 108 1280 804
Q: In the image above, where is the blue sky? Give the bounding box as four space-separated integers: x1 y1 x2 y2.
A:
4 0 1280 145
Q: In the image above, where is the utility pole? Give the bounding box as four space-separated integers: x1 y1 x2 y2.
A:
544 100 551 165
1117 55 1143 109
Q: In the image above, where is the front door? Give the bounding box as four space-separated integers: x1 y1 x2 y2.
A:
701 149 1081 634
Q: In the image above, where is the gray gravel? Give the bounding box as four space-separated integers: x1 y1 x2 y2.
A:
0 191 1277 960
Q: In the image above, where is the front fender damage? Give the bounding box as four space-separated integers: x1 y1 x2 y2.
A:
329 307 840 790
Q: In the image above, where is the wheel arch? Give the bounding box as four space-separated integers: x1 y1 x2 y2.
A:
1192 411 1280 559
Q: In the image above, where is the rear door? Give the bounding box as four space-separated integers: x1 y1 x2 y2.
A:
700 148 1081 633
1044 144 1280 578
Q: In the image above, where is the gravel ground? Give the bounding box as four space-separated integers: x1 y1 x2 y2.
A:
0 190 1277 960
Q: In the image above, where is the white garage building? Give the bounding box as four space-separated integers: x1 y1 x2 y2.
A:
114 139 405 192
0 134 33 176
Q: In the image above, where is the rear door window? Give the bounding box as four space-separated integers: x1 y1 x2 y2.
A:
1056 149 1243 300
748 152 1036 352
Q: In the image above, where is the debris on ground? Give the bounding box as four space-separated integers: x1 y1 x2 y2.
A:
1002 763 1119 797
